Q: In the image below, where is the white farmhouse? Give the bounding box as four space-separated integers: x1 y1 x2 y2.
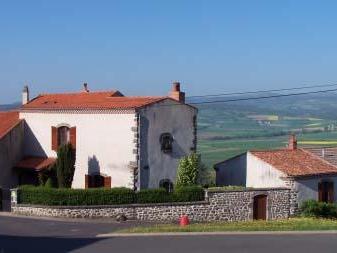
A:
0 82 197 200
215 135 337 205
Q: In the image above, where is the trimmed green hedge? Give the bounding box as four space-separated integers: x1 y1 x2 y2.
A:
18 185 205 206
301 200 337 218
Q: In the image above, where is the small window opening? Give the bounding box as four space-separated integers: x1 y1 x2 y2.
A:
160 133 173 153
159 179 174 193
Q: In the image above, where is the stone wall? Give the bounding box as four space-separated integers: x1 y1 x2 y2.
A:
12 188 293 222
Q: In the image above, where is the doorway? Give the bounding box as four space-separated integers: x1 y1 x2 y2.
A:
253 195 267 220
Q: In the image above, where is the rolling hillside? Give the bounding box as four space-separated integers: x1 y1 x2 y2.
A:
194 92 337 167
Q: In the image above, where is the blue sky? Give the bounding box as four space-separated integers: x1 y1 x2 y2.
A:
1 0 337 103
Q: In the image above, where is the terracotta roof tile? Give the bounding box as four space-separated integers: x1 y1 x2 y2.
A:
0 111 21 139
15 157 56 172
250 148 337 177
21 90 168 110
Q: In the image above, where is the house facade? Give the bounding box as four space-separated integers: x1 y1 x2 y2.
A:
0 82 197 196
215 135 337 205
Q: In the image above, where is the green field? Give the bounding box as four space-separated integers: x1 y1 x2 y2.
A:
196 94 337 168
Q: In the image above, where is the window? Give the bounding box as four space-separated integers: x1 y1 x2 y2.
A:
160 133 173 153
319 181 334 203
52 126 76 151
159 179 174 193
58 126 70 147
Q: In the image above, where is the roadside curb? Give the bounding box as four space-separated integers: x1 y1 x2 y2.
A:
97 230 337 238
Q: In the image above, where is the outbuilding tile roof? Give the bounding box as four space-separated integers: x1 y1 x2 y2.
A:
0 111 21 139
21 91 168 110
250 148 337 177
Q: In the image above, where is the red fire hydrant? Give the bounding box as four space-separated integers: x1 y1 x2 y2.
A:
179 214 190 227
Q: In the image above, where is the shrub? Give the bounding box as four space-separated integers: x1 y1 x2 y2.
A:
173 185 205 202
18 185 205 206
301 200 337 218
44 178 56 188
136 188 171 203
56 144 76 188
176 153 201 187
18 186 135 206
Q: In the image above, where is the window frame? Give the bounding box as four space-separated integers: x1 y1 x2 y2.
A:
160 133 174 154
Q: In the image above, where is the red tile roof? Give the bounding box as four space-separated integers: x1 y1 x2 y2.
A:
250 148 337 177
0 111 22 139
15 157 56 172
21 90 169 110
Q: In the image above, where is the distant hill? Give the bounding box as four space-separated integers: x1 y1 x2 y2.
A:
0 102 21 111
193 92 337 167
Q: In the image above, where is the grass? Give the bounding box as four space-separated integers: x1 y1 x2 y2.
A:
116 218 337 234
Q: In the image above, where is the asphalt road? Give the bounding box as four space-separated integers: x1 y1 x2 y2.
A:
1 215 337 253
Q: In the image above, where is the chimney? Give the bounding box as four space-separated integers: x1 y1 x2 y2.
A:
82 83 89 93
288 134 297 150
22 85 29 105
169 82 185 103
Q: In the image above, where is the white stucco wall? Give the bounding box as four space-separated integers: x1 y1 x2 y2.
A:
20 111 136 189
246 152 287 188
215 154 247 186
294 176 337 205
138 99 197 189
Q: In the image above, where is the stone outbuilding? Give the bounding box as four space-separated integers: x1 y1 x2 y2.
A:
215 135 337 206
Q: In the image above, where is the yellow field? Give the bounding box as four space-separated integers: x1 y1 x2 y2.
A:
298 141 337 145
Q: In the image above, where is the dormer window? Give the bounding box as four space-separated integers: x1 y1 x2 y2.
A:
58 126 70 147
160 133 173 153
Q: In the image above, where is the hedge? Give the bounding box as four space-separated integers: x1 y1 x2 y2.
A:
18 185 205 206
301 200 337 218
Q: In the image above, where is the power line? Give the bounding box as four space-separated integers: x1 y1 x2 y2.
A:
187 83 337 98
188 88 337 106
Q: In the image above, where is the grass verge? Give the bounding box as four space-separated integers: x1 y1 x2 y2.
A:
115 218 337 234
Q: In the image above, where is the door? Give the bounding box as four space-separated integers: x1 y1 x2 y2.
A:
253 195 267 220
318 181 334 203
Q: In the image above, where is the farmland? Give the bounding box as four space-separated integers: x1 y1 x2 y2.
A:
195 93 337 167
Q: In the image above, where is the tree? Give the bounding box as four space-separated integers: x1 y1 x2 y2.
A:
175 153 200 187
56 143 76 188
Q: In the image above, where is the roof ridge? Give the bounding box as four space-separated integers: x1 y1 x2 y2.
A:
38 90 120 96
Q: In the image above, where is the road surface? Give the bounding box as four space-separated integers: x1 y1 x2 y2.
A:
1 214 337 253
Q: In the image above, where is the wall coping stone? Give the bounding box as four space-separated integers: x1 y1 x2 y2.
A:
207 187 290 193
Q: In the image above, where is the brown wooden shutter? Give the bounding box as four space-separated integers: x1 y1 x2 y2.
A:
318 182 323 202
85 175 91 189
104 176 111 189
51 127 58 151
328 182 334 203
70 127 76 149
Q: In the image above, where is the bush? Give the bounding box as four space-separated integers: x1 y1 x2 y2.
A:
173 185 205 202
18 186 135 206
18 185 205 206
44 178 56 188
176 153 201 187
136 188 171 203
301 200 337 218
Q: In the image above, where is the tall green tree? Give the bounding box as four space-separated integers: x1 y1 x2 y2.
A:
56 143 76 188
175 153 200 187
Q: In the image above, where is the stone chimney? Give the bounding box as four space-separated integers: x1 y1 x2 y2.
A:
288 134 297 150
169 82 185 103
82 83 90 93
22 85 29 105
